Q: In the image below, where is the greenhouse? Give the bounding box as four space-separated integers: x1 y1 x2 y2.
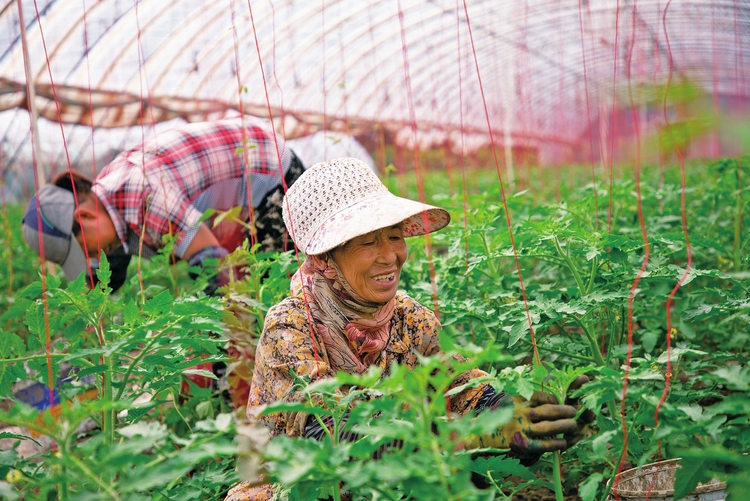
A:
1 0 748 499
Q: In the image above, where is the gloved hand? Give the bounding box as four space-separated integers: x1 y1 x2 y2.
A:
466 390 577 459
563 375 595 447
187 245 230 297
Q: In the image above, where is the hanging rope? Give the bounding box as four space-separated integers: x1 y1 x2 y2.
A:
245 0 322 368
396 0 441 321
613 2 651 497
578 0 599 229
654 0 692 457
454 0 474 344
462 0 540 366
607 0 621 233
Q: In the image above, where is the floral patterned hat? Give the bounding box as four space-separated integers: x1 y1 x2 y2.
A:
282 157 450 255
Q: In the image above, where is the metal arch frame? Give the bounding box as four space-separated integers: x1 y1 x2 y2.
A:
187 0 329 100
0 0 749 157
225 1 465 121
145 6 231 92
0 0 65 78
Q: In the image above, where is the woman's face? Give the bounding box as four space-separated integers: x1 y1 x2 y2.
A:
330 225 407 304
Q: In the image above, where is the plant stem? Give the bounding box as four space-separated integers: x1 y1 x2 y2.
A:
554 238 586 295
103 355 114 445
569 316 606 367
67 452 123 501
517 337 594 363
585 256 599 295
552 451 564 501
114 325 173 401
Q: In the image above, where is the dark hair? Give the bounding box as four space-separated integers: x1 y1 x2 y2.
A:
52 170 93 198
52 170 94 236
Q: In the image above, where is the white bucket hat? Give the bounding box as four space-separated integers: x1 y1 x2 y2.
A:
282 157 450 255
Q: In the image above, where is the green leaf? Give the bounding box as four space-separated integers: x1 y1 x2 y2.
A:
260 402 332 416
591 430 618 459
0 432 41 446
143 290 173 315
579 472 603 501
96 253 111 290
508 319 529 348
0 481 19 501
711 365 750 390
183 369 218 380
77 364 109 379
123 299 140 325
640 330 659 354
24 302 44 337
212 206 243 227
118 421 168 440
471 456 536 481
674 457 709 499
0 333 24 358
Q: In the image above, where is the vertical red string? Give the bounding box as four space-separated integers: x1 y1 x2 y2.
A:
245 0 321 368
17 0 55 417
710 1 720 159
454 0 474 343
395 0 440 321
134 0 148 303
607 0 621 233
80 0 102 275
230 0 259 267
733 0 743 267
578 0 599 229
462 0 539 366
613 2 650 498
654 0 691 458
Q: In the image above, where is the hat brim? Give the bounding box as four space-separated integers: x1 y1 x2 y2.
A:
59 236 89 282
303 192 450 255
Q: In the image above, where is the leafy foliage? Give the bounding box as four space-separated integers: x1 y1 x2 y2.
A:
1 158 748 499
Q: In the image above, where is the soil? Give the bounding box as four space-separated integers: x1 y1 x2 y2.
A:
509 485 582 501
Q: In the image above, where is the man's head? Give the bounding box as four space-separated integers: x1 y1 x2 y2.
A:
22 171 117 281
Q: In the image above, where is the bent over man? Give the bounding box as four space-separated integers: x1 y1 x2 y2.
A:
21 116 305 406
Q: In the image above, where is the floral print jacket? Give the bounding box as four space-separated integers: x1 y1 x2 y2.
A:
247 290 489 436
226 291 489 501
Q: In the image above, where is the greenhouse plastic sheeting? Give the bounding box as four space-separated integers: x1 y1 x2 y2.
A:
1 0 749 174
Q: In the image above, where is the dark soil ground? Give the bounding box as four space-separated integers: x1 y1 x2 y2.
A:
510 486 582 500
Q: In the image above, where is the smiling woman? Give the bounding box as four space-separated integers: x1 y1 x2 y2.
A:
329 225 408 307
226 158 586 501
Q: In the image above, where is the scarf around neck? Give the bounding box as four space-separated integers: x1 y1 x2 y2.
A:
291 254 396 373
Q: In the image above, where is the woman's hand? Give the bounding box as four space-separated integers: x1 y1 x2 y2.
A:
466 391 577 456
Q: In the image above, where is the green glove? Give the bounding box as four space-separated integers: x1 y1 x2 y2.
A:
465 391 577 455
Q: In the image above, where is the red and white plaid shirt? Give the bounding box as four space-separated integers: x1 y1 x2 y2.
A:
92 117 295 258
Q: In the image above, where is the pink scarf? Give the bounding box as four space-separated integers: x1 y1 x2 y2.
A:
291 255 396 373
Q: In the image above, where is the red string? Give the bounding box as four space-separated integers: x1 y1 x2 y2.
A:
17 0 55 419
461 0 539 366
134 0 148 304
396 0 441 321
607 0 621 233
613 2 651 497
710 1 720 159
654 0 692 459
578 0 599 229
734 0 744 266
454 0 474 344
245 0 322 369
230 0 259 262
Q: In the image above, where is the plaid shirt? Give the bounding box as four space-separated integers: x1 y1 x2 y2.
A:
92 117 296 258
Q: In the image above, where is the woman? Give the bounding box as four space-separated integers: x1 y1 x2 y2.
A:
227 158 585 500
